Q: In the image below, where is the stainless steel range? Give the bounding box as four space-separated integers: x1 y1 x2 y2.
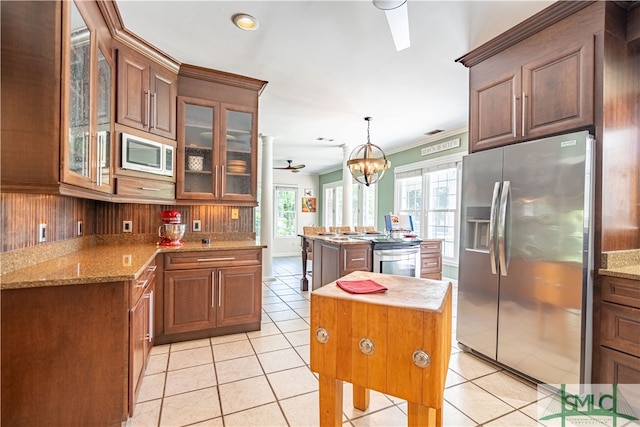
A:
353 235 422 278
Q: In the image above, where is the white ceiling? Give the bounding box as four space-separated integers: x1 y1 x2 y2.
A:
115 0 554 174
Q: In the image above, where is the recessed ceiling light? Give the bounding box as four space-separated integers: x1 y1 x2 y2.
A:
232 13 259 31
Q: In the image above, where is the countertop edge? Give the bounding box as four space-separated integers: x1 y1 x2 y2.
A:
1 241 267 290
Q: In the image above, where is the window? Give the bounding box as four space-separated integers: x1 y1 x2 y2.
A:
395 153 462 263
323 180 377 227
275 186 297 237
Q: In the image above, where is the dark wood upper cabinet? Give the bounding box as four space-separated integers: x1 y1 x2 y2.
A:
117 48 177 140
468 28 595 152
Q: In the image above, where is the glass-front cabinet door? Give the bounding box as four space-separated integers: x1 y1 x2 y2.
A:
177 97 220 199
62 1 114 193
220 104 257 201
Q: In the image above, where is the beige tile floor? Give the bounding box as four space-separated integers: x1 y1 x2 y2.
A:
126 257 545 427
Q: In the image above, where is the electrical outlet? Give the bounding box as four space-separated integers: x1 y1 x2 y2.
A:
38 223 47 243
122 255 132 266
231 208 239 220
123 220 132 233
77 220 83 236
193 219 202 232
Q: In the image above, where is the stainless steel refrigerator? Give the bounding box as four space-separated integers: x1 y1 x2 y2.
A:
456 130 594 385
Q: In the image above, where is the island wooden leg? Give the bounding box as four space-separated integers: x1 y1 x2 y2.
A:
352 384 370 411
407 402 440 427
318 374 343 426
300 236 309 291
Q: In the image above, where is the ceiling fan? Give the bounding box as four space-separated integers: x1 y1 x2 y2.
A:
275 160 305 173
373 0 410 52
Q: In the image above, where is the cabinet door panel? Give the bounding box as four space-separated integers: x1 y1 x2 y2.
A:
151 68 177 139
129 293 146 415
340 245 372 275
164 270 215 334
117 51 149 130
470 71 520 152
216 266 261 327
522 39 594 139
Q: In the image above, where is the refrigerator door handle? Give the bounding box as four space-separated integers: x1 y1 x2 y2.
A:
489 182 501 275
498 180 510 276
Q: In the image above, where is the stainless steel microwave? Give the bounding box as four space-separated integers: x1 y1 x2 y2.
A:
121 132 174 177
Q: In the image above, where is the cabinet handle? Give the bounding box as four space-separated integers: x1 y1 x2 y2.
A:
139 187 161 191
151 92 157 130
521 92 526 137
144 90 151 128
218 271 222 307
148 290 154 342
214 165 219 198
512 93 517 137
197 257 235 262
426 262 439 266
423 244 439 249
211 272 215 307
148 265 158 272
351 257 365 261
135 279 148 288
221 165 225 198
96 133 103 187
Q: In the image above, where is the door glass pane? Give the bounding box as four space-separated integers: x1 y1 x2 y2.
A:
68 2 90 177
225 109 253 196
96 48 111 186
275 186 297 237
184 103 215 194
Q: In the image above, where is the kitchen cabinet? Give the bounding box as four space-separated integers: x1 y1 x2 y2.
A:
176 98 258 203
461 3 600 153
117 48 177 140
1 281 129 426
468 37 594 152
61 0 115 194
420 240 442 280
160 249 262 342
312 240 372 290
176 64 267 205
598 275 640 384
129 261 156 416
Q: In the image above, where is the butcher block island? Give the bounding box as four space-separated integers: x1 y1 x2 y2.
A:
310 271 452 427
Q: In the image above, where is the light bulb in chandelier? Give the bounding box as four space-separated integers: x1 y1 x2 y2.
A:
347 117 390 186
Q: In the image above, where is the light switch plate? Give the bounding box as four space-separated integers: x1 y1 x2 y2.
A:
38 223 47 243
231 208 239 220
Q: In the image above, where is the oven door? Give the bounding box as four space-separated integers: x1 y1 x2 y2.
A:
373 246 421 278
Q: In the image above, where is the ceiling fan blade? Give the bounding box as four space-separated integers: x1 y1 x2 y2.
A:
382 1 410 51
291 169 300 173
292 164 305 169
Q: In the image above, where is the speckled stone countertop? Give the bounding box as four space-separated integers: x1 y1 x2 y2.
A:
599 249 640 280
1 239 266 290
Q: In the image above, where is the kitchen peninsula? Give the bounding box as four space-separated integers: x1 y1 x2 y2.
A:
1 238 265 426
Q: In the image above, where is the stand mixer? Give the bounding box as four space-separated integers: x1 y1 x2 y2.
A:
158 209 186 246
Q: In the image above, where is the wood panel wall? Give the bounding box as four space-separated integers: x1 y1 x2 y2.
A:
1 193 255 253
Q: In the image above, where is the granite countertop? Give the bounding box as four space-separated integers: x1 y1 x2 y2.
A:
599 249 640 281
1 240 266 290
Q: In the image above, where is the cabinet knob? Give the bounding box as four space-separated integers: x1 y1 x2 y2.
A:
412 349 431 368
359 338 375 355
315 327 329 343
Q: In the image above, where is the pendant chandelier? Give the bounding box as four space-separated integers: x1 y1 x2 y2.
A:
347 117 390 186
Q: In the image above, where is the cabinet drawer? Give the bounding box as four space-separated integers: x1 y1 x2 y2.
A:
421 254 442 274
165 249 261 270
601 302 640 356
420 241 442 253
602 276 640 309
115 176 175 200
341 245 371 274
599 346 640 384
131 260 157 304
